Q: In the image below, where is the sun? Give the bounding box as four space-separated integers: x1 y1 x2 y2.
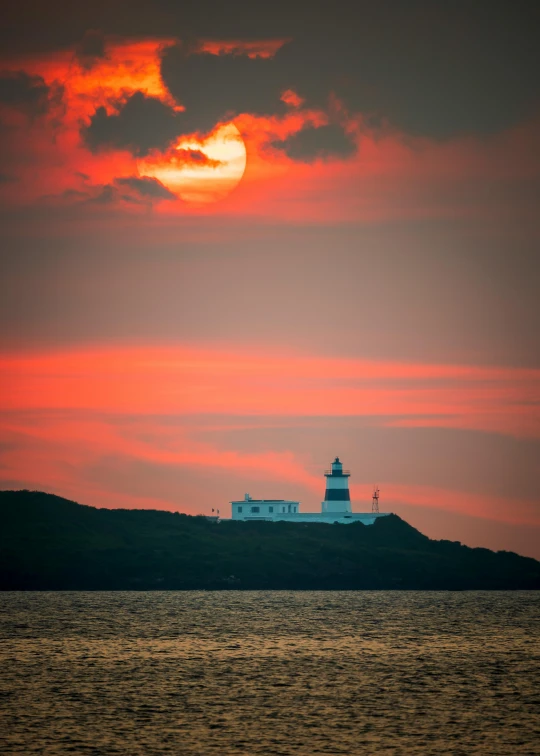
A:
137 123 247 204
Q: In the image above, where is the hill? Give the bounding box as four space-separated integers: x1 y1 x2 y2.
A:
1 490 539 590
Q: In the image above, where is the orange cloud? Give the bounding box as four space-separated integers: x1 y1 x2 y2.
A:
2 38 177 118
198 39 290 59
280 89 305 108
1 345 538 438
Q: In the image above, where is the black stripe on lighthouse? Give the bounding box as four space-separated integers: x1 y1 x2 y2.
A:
324 489 351 501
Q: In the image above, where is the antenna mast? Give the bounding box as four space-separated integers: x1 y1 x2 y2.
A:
372 486 380 513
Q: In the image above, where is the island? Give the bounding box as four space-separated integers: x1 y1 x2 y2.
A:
1 490 539 590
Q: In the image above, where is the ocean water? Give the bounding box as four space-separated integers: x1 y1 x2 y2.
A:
0 592 539 755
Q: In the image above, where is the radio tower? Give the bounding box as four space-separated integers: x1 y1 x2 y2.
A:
372 486 380 513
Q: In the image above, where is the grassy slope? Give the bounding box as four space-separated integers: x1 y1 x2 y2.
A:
1 490 539 589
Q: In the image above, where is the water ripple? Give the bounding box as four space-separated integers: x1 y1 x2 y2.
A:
0 591 539 755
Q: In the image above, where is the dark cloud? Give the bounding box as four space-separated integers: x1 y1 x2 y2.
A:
0 71 58 116
75 29 107 70
82 91 182 156
272 124 357 162
42 176 176 208
160 45 284 135
157 2 540 139
174 149 222 168
91 178 177 205
59 188 92 202
115 176 176 200
159 44 360 163
90 185 116 204
2 1 540 138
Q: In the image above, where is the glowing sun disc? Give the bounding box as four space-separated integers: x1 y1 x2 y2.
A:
138 122 247 204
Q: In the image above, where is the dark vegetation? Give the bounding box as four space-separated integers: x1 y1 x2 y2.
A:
1 490 539 590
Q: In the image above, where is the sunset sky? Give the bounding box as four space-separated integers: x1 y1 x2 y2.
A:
1 1 539 557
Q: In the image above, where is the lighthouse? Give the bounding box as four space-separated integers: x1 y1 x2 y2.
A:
322 457 352 514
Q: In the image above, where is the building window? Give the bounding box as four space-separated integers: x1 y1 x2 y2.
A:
293 506 296 513
251 506 260 513
282 506 286 512
269 506 273 513
237 506 242 513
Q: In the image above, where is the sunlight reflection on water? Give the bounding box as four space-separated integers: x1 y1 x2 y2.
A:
1 591 539 755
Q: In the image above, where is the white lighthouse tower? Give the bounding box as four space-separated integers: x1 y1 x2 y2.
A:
322 457 352 514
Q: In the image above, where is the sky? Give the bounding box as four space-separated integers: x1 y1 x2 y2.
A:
1 0 539 557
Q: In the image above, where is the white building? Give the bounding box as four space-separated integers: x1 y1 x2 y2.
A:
229 457 389 525
230 494 300 519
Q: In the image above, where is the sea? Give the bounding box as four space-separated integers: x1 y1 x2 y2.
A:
1 591 539 755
